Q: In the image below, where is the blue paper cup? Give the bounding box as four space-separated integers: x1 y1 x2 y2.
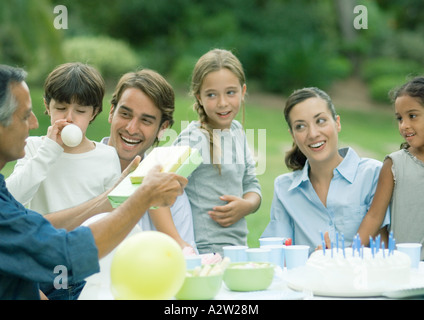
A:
259 237 285 246
284 245 309 270
246 248 271 263
185 255 202 270
223 245 248 263
396 243 422 269
260 244 285 269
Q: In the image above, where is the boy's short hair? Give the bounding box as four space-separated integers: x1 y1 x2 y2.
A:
44 62 105 123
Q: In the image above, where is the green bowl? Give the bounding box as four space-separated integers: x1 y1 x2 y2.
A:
223 262 274 291
175 271 223 300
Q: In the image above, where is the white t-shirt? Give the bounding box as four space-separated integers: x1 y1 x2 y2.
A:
6 136 121 215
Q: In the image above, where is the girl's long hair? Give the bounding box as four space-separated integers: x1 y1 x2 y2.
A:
191 49 246 173
389 76 424 150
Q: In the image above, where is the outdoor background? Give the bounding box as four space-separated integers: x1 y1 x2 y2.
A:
2 0 423 247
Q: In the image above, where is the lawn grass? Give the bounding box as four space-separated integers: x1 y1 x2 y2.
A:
2 87 403 248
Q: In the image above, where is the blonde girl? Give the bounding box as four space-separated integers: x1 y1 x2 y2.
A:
173 49 262 254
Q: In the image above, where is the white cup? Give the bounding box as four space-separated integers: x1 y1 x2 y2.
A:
185 255 202 270
246 248 271 263
284 245 309 270
222 245 248 263
260 244 285 268
259 237 285 246
396 243 422 269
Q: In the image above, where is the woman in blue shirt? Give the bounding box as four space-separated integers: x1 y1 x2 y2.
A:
262 87 389 253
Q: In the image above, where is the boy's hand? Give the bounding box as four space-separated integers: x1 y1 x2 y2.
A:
46 119 68 146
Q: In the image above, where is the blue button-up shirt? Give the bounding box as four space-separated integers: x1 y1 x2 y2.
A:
262 148 390 253
0 174 99 299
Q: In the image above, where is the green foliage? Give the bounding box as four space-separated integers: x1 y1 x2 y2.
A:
55 0 347 94
362 57 424 102
0 0 63 84
263 39 352 95
2 0 424 102
233 0 348 94
63 36 141 81
169 55 198 88
392 31 424 65
361 58 422 81
369 75 406 104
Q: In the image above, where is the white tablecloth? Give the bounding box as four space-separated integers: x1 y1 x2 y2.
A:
79 261 424 300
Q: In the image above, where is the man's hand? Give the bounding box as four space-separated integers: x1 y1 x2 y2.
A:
139 165 187 208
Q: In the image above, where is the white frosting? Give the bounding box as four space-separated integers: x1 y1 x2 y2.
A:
289 248 411 294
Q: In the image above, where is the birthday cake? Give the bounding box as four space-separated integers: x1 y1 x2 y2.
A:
287 236 412 296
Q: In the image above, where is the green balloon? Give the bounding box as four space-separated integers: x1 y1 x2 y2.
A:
111 231 186 299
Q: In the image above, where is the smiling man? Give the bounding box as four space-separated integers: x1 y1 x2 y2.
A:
103 69 196 250
107 70 174 172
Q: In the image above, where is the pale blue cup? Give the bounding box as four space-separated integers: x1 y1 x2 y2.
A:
223 245 248 263
185 255 202 270
285 245 309 269
260 244 285 268
396 243 422 268
259 237 285 246
246 248 271 263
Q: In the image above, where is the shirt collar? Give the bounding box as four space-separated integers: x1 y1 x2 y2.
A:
288 147 360 190
100 136 109 145
335 147 360 184
288 161 310 191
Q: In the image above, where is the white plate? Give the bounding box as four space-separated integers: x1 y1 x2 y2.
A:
286 281 383 298
286 269 424 298
382 287 424 299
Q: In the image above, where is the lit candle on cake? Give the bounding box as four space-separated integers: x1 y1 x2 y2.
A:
320 231 326 255
388 232 395 255
376 234 380 253
336 232 339 252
